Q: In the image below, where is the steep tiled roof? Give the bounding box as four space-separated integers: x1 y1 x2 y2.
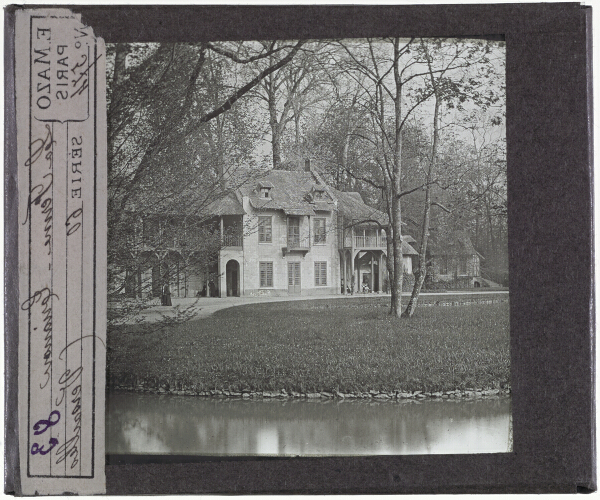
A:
124 186 245 217
332 189 388 226
204 192 246 215
401 240 419 255
241 170 389 226
240 170 334 215
313 201 333 212
126 168 392 226
428 230 481 257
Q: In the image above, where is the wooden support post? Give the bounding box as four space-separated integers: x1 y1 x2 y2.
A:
206 267 210 298
379 252 384 293
350 251 355 294
371 252 375 292
343 253 347 295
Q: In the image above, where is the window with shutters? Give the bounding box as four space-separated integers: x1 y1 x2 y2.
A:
258 216 272 243
259 262 273 287
314 261 327 286
314 218 326 244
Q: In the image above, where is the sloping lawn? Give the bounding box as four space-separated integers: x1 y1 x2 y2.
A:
107 297 510 394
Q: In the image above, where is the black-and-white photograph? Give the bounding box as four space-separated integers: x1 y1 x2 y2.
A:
104 37 509 456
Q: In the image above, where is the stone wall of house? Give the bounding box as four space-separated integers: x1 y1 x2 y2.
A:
239 198 340 296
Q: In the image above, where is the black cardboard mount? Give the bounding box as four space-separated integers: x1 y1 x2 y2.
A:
4 3 595 495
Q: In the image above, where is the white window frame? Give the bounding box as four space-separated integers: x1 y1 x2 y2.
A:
258 216 272 243
313 218 326 245
314 261 327 286
259 261 273 287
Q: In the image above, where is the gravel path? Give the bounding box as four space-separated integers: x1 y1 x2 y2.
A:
112 290 509 325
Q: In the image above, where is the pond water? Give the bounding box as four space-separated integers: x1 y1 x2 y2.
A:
107 392 512 456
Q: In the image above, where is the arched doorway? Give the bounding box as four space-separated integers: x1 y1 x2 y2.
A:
226 260 240 297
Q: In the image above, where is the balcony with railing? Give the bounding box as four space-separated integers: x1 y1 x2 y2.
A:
354 234 387 248
341 228 387 249
221 214 244 249
222 233 243 248
282 235 310 256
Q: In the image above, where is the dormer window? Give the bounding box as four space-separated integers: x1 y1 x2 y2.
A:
312 186 326 201
257 181 274 200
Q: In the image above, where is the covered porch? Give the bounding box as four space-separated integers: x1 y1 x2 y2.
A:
339 249 387 294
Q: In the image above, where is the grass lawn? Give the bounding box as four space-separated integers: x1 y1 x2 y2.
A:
107 297 510 394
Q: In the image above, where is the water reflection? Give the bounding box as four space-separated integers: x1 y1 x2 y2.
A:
106 392 512 456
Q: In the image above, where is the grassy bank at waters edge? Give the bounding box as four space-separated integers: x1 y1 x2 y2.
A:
107 296 510 395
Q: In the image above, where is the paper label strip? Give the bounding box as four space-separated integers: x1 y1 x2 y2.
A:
16 9 106 495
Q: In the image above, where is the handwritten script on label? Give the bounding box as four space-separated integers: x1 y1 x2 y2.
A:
16 9 107 495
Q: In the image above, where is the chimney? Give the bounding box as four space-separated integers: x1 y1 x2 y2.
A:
304 158 311 172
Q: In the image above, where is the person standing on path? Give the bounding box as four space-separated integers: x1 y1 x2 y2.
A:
163 282 172 306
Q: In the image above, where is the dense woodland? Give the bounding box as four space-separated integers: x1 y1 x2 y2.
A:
107 38 506 317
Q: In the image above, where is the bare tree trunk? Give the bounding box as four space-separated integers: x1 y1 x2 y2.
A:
390 190 403 317
402 185 431 317
403 50 441 318
272 133 283 169
382 188 396 311
294 113 301 147
485 196 496 255
339 134 350 190
215 117 228 189
386 223 395 305
268 89 283 169
475 212 480 251
390 37 404 318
